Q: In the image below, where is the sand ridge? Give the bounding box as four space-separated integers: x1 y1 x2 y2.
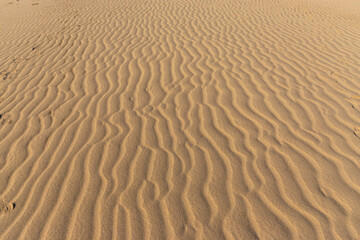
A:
0 0 360 239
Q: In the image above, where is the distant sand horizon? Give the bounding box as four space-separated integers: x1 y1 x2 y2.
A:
1 0 360 239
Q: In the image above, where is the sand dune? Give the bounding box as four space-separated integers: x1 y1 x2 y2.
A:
1 0 360 239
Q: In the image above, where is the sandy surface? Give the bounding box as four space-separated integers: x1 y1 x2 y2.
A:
1 0 360 239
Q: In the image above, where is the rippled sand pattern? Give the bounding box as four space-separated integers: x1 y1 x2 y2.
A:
1 0 360 239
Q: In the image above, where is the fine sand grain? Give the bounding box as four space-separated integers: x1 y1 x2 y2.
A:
0 0 360 239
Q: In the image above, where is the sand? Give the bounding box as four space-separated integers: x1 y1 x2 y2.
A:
0 0 360 239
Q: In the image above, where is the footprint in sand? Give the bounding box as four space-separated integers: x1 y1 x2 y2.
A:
354 127 360 138
347 96 360 110
0 200 15 215
1 70 19 81
349 97 360 138
0 114 13 125
0 72 10 81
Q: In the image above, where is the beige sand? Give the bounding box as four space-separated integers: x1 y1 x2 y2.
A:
1 0 360 239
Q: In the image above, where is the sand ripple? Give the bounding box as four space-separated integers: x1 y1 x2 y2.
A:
0 0 360 239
